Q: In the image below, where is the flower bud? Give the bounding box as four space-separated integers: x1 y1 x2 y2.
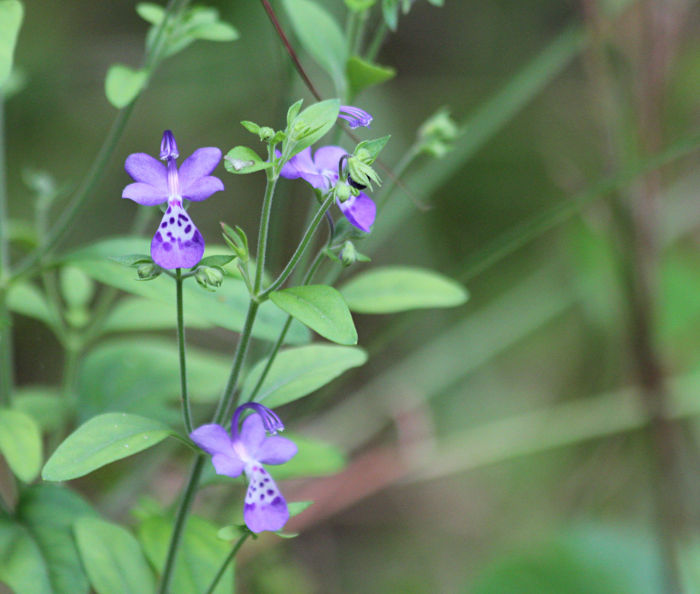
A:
195 266 224 290
339 240 370 267
137 262 161 280
159 130 179 160
334 180 352 203
258 126 275 142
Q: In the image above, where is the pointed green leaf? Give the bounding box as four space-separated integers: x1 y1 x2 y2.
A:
42 413 174 481
74 517 155 594
270 285 357 345
224 146 271 174
16 484 97 593
286 99 341 158
135 2 164 25
0 409 42 482
0 516 52 594
242 344 367 407
281 0 347 91
0 0 23 88
340 266 468 313
6 282 53 326
190 21 239 42
105 64 148 109
347 55 396 96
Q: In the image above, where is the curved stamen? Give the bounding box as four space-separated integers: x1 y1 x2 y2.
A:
231 403 285 439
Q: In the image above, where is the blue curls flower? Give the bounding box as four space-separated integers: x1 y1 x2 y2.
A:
122 130 224 269
190 403 297 533
339 105 373 129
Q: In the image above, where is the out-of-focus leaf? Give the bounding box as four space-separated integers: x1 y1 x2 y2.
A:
272 433 346 480
104 64 147 109
138 513 233 594
102 297 213 333
270 285 357 345
11 386 69 433
340 266 468 313
42 413 173 481
6 282 53 326
74 517 155 594
15 484 97 593
242 345 367 407
281 0 347 92
347 55 395 96
0 409 42 482
0 0 23 88
0 516 52 594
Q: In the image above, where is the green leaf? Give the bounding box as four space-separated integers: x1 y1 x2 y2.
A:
60 265 95 308
0 0 23 89
281 0 347 92
340 266 468 313
139 514 233 594
12 386 70 433
199 254 235 267
42 413 174 481
287 501 314 517
270 285 357 345
102 297 213 333
242 344 367 407
0 409 42 482
74 517 155 594
344 0 376 11
381 0 400 30
354 135 391 164
189 21 239 42
286 99 341 158
272 434 346 479
104 64 148 109
62 237 309 344
347 55 396 96
76 339 230 421
0 516 52 594
224 146 271 174
15 484 97 593
6 282 53 326
135 2 164 25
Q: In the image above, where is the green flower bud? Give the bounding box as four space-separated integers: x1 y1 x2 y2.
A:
417 108 458 157
347 155 381 190
334 180 352 203
195 266 224 291
339 240 371 267
137 262 161 280
258 126 275 142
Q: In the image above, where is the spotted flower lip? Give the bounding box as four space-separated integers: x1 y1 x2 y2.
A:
189 403 297 534
278 145 376 233
122 130 224 269
339 105 373 129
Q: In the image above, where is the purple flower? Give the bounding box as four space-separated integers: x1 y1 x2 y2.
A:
339 105 372 129
122 130 224 269
190 403 297 534
279 145 376 233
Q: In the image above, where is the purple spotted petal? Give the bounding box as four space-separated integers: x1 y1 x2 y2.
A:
125 153 168 189
238 414 265 453
337 192 376 232
313 146 346 178
211 453 244 478
189 423 232 455
243 465 289 533
255 436 297 465
178 147 222 190
181 175 224 202
122 182 168 206
151 202 204 269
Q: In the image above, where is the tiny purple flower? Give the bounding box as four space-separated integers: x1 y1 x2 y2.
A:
339 105 373 129
122 130 224 269
278 145 376 233
190 403 297 534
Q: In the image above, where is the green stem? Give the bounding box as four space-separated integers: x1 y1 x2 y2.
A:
0 97 12 406
253 154 279 296
175 269 193 434
203 533 249 594
258 192 335 300
365 20 388 62
156 455 205 594
376 145 418 213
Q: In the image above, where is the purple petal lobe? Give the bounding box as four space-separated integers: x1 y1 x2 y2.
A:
125 153 168 189
239 414 265 454
256 436 297 465
182 175 224 202
313 146 346 177
122 182 168 206
189 424 232 455
243 466 289 533
179 147 222 189
279 147 313 180
151 202 205 269
211 453 244 478
338 192 376 232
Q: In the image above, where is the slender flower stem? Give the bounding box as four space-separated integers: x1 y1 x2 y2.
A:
156 455 205 594
0 97 12 406
259 192 335 300
175 269 193 434
365 21 388 62
254 164 279 295
203 533 249 594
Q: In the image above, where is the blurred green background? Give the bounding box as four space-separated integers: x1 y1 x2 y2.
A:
5 0 700 592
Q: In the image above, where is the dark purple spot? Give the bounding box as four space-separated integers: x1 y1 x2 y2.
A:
184 224 191 233
267 489 274 496
166 206 172 214
177 221 182 227
259 482 264 487
271 496 282 505
184 240 192 247
161 222 167 228
163 243 172 252
167 232 174 239
263 478 270 483
178 214 187 221
259 493 264 501
244 503 255 512
154 232 162 242
169 217 175 224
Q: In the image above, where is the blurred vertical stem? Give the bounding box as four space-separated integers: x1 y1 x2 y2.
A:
203 533 249 594
0 96 12 406
582 2 686 591
175 269 193 434
365 21 388 62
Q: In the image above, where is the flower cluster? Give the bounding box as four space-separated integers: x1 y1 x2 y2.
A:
190 403 297 533
122 131 224 269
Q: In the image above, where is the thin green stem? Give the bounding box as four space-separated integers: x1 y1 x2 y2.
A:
365 20 388 62
376 145 419 213
254 164 279 295
156 455 205 594
346 11 359 57
0 97 12 406
259 192 335 300
203 533 249 594
175 269 193 434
